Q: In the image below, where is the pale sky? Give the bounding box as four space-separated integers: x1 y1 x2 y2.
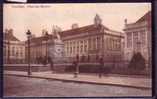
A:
3 3 151 41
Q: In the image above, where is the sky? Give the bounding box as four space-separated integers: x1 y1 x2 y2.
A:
3 3 151 41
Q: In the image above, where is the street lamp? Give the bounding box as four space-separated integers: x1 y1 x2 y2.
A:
16 52 18 64
74 54 79 78
26 30 32 76
44 32 49 64
7 40 10 64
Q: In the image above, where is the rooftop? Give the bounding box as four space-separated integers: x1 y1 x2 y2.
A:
59 24 122 37
25 34 57 44
4 32 20 41
135 11 151 23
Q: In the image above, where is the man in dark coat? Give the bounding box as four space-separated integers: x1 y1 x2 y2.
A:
73 60 79 78
99 57 104 78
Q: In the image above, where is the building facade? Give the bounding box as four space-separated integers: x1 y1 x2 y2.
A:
3 29 25 64
60 14 124 63
25 30 64 64
123 11 151 67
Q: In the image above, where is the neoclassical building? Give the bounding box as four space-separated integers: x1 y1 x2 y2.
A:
60 14 124 62
25 30 64 63
123 11 151 66
3 29 25 64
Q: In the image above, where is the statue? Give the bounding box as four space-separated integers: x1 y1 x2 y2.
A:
52 25 62 41
56 32 61 40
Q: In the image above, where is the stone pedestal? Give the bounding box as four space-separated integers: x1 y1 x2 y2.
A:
48 39 65 63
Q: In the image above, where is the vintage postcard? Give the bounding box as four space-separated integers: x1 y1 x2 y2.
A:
3 3 152 97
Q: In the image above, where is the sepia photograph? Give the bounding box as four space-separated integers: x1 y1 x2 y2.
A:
3 3 152 97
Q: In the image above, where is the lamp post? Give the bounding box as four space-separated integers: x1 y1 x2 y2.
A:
16 52 18 64
45 32 49 64
74 54 79 78
26 30 32 76
7 40 10 64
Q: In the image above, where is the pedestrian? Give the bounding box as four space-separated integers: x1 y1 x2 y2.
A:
49 57 54 73
99 57 104 78
73 60 79 78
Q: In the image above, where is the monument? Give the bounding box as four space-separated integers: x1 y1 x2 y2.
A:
48 27 66 63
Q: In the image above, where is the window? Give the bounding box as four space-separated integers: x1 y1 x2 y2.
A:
84 45 87 52
127 33 132 48
88 38 91 49
77 46 79 52
109 38 112 50
106 38 109 50
80 45 83 52
111 39 114 50
73 41 75 45
67 47 69 54
4 45 6 56
97 37 100 49
73 46 75 54
93 38 96 50
16 51 18 57
117 39 121 50
67 42 69 47
140 30 146 46
12 46 15 56
70 47 72 53
133 32 138 48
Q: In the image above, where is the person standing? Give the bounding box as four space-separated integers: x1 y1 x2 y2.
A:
74 54 79 78
99 57 104 78
73 60 78 78
48 56 54 73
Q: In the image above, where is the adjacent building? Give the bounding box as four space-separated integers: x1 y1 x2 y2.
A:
60 14 124 63
123 11 151 67
3 29 25 64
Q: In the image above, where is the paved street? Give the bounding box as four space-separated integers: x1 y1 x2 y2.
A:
4 75 151 97
4 71 151 89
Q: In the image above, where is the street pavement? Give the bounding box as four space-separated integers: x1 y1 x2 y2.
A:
4 75 152 97
4 70 152 89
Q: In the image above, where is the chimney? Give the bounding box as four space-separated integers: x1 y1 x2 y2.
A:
71 23 79 29
124 19 127 25
42 29 47 36
8 29 13 36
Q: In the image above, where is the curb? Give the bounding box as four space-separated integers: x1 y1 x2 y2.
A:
5 74 151 90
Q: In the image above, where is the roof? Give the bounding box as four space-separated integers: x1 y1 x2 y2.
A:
4 33 20 41
59 24 109 37
136 11 151 23
59 24 123 38
25 34 57 44
124 11 151 31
